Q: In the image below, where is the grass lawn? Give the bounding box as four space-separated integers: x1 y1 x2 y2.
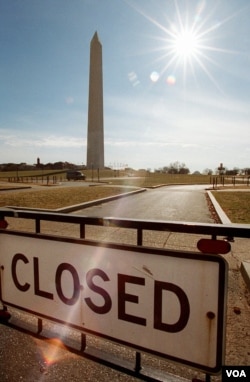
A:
0 186 134 210
212 191 250 224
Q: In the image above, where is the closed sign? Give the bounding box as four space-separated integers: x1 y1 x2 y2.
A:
0 231 227 374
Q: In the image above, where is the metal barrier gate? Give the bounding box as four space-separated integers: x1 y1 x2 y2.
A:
0 208 249 382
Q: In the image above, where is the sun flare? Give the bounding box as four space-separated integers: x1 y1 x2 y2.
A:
129 0 242 91
173 29 200 59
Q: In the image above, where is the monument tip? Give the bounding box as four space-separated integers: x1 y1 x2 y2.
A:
93 31 100 41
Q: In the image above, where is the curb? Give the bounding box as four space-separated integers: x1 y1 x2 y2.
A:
6 188 147 214
207 191 231 224
0 186 32 191
57 188 147 213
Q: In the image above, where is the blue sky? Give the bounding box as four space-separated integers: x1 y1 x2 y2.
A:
0 0 249 172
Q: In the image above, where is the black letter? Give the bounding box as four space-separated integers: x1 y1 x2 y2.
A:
55 263 80 305
118 274 146 326
11 253 30 292
34 257 53 300
85 269 112 314
154 281 190 332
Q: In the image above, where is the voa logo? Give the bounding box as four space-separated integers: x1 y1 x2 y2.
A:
226 370 246 377
222 366 249 381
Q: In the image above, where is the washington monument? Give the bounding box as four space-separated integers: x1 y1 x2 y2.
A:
86 31 104 169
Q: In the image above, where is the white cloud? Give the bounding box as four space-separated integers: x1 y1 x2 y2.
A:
0 131 86 148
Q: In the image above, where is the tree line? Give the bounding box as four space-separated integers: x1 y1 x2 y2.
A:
155 161 190 174
155 162 249 175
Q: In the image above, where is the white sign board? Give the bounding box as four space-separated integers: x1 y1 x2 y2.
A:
0 231 227 373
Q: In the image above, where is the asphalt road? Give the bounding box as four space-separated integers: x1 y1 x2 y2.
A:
75 184 214 223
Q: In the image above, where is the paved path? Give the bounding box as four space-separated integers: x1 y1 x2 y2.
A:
75 185 213 223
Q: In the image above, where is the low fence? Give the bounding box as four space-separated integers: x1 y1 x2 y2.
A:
7 175 61 184
0 209 249 382
0 208 249 242
1 170 67 184
211 175 250 188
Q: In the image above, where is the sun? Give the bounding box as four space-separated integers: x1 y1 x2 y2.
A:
165 19 206 80
173 28 200 60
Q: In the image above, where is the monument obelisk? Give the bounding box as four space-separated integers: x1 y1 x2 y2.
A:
86 31 104 169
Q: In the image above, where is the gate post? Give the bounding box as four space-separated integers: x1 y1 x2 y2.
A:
0 215 11 322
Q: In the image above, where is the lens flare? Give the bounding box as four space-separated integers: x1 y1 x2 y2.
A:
36 338 70 366
167 75 176 85
150 71 160 82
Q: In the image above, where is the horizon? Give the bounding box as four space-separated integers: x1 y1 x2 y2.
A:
0 160 248 175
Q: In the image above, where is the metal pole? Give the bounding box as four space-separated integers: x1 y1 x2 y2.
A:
205 373 211 382
80 224 85 239
36 219 41 234
134 351 141 373
137 228 143 246
37 318 43 334
81 333 86 351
